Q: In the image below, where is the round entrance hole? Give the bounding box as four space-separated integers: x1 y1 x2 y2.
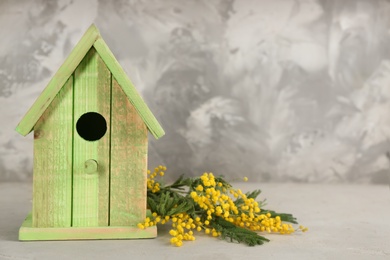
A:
76 112 107 141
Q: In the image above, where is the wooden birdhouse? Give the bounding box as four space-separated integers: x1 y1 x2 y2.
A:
16 24 164 241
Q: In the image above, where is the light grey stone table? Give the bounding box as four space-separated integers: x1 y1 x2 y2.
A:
1 182 389 260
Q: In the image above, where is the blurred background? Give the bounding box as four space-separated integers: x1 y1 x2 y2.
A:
1 0 390 183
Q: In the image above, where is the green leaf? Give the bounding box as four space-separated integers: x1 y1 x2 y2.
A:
261 209 298 224
211 217 270 246
147 195 158 213
245 189 262 200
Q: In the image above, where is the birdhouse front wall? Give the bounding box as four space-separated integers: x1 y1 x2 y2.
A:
32 47 148 229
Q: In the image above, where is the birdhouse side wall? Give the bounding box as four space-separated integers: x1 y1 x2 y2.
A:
110 77 148 226
32 77 73 228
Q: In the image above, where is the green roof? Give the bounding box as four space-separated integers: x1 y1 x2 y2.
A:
16 24 164 139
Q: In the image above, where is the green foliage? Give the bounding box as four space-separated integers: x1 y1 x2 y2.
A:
261 209 298 224
147 191 195 217
211 217 270 246
144 170 303 247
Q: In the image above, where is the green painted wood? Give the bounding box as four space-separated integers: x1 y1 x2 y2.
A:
32 77 73 228
110 78 148 226
16 24 100 136
16 24 165 239
16 24 164 140
93 38 165 139
19 212 157 241
72 47 111 227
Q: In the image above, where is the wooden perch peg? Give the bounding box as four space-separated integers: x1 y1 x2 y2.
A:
85 159 98 174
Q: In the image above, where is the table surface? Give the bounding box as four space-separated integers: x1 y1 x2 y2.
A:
0 182 389 260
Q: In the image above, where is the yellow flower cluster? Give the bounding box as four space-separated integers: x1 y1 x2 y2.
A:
299 225 309 232
139 168 308 247
137 212 170 229
191 173 296 234
139 211 222 247
147 165 166 193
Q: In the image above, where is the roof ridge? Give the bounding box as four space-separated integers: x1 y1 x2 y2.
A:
16 24 164 139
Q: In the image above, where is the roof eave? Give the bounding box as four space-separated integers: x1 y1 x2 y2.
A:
16 24 101 136
93 38 165 139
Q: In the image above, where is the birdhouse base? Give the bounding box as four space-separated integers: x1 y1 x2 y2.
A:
19 212 157 241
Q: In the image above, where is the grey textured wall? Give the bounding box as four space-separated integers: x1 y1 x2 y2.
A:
1 0 390 183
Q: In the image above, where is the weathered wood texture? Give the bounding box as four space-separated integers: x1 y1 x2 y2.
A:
32 77 73 228
93 38 164 139
110 78 148 226
72 47 111 227
20 212 157 241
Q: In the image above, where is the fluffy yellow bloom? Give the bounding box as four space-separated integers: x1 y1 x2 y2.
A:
137 223 145 229
169 230 178 236
196 185 204 191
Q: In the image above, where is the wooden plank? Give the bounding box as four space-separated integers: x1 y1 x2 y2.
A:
93 38 165 139
32 76 73 228
19 212 157 241
72 47 111 227
16 24 100 136
110 78 148 226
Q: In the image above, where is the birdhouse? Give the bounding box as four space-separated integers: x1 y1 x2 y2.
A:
16 24 164 241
